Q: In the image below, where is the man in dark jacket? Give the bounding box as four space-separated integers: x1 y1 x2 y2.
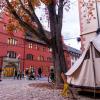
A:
38 67 42 78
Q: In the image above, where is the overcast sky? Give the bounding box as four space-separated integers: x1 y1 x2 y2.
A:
62 0 81 50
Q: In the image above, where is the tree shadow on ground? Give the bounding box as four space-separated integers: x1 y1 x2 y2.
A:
29 83 62 90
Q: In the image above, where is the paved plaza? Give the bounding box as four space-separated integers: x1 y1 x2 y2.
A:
0 78 99 100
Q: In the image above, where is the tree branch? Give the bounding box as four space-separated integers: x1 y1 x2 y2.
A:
63 0 69 6
27 0 51 41
5 0 51 45
63 1 67 6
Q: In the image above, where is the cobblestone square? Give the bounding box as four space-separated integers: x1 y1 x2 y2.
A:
0 78 99 100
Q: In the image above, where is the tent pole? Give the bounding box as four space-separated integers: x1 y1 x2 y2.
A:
90 42 96 98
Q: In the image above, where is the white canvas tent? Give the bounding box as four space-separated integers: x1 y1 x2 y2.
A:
65 34 100 89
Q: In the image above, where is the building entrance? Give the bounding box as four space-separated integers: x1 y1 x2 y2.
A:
3 62 17 77
3 57 20 77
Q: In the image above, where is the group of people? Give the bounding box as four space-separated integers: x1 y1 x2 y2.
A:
13 69 22 80
23 67 42 80
25 67 35 80
0 66 43 81
13 68 35 80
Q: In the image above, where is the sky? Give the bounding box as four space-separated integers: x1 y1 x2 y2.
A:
62 0 81 50
35 0 81 50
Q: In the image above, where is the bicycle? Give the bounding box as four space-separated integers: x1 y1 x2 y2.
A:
48 73 56 84
48 68 55 82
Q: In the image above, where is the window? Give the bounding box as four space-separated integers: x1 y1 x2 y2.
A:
43 47 46 52
29 43 33 48
41 56 44 61
26 54 33 60
95 48 100 58
38 55 44 61
35 44 39 50
7 51 17 58
3 24 7 30
47 57 52 62
8 38 17 45
84 49 90 60
48 48 52 52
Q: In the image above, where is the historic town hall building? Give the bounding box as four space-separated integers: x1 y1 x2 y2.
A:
0 12 81 77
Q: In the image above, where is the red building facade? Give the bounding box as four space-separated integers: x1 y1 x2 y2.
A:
0 13 81 77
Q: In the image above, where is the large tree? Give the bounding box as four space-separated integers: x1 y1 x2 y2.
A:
5 0 70 85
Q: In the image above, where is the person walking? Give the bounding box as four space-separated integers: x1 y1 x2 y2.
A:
14 69 17 79
38 67 42 78
25 69 29 80
17 69 22 80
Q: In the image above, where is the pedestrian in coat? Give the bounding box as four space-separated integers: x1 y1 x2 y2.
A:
38 67 42 78
14 69 17 79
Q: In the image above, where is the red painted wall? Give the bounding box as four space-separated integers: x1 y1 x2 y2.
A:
0 13 72 76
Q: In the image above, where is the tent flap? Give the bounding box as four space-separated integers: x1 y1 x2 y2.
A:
65 34 100 88
65 43 90 76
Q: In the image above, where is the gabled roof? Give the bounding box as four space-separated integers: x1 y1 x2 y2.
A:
63 44 82 55
24 30 50 45
25 30 82 55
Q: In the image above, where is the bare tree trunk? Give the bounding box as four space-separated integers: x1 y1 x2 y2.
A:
48 2 67 86
51 36 67 86
51 39 63 85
